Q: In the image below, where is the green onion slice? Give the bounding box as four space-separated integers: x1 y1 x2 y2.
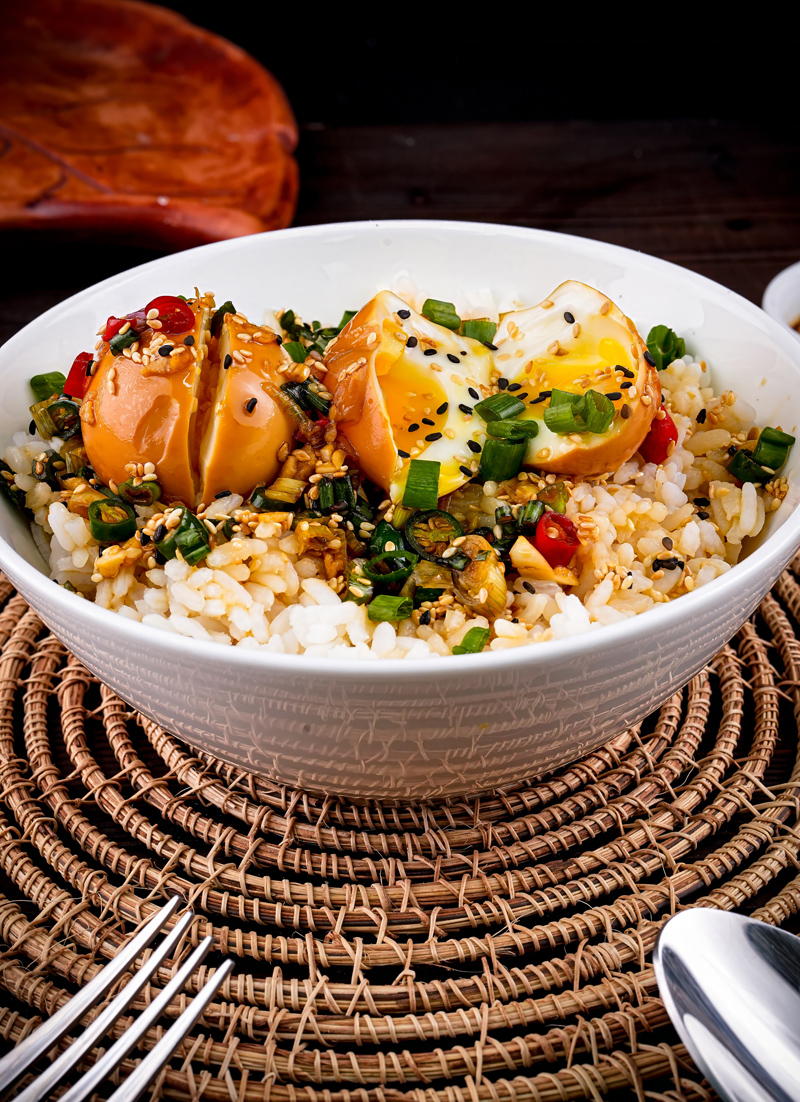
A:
420 298 461 331
413 587 445 607
283 341 307 364
362 550 419 585
154 508 211 566
367 595 413 622
344 564 373 605
402 459 441 510
405 509 465 562
516 500 545 531
461 319 497 344
453 626 491 655
543 390 586 434
581 390 615 434
87 498 137 544
337 308 357 330
250 477 306 512
646 325 686 371
478 438 526 482
210 300 235 338
109 329 139 355
317 478 336 512
474 393 526 422
537 481 569 514
752 426 796 471
117 479 162 507
486 419 540 439
368 520 406 556
0 461 31 517
728 449 771 484
30 372 66 402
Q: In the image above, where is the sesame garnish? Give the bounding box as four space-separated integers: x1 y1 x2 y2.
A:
397 449 410 459
617 365 635 378
408 422 420 432
405 336 418 349
223 354 232 370
154 523 167 542
422 418 435 426
620 404 631 419
696 408 707 424
643 351 656 367
497 377 509 390
467 440 481 453
468 387 480 400
507 382 522 392
599 300 611 315
436 402 448 415
531 390 551 404
564 311 575 324
459 464 472 477
606 391 622 401
245 397 257 413
483 341 498 351
697 510 710 520
425 432 442 442
662 537 673 550
620 381 633 390
423 348 437 357
458 404 473 416
397 308 410 319
158 344 173 358
447 353 460 364
541 299 554 309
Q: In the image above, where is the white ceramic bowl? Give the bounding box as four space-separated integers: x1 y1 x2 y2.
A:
763 260 800 340
2 221 800 801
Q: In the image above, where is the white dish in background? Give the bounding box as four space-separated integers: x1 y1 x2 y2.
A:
1 220 800 800
762 259 800 339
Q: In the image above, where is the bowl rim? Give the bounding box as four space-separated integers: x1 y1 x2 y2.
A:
2 217 800 680
762 259 800 329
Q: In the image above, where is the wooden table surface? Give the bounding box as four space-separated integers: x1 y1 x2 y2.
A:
1 119 798 346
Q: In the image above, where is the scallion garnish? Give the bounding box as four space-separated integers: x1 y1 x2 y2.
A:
250 477 306 511
283 341 307 364
543 390 585 434
210 300 235 338
87 498 137 544
727 449 771 484
402 459 441 510
478 438 527 482
461 319 497 344
474 393 526 422
646 325 686 370
317 478 336 512
581 390 615 434
109 328 139 355
338 308 357 330
30 372 66 402
153 508 211 566
367 595 413 622
537 481 569 514
413 587 445 607
369 520 406 556
517 500 545 531
485 419 540 439
344 564 373 605
421 299 461 331
453 626 491 655
752 426 796 471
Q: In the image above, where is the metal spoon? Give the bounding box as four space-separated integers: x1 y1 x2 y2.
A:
654 910 800 1102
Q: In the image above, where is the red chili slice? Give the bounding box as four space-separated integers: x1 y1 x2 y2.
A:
534 512 579 570
64 351 94 400
145 295 195 334
102 316 125 341
638 407 679 465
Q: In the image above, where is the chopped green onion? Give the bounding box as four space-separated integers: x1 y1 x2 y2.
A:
283 341 307 364
61 438 88 474
362 550 419 585
117 479 162 507
369 520 406 555
474 393 526 422
154 508 211 565
581 390 615 434
728 449 771 484
543 390 586 434
752 426 796 471
87 498 136 543
30 372 66 402
413 587 445 607
461 319 497 344
537 481 569 514
405 509 464 561
109 328 139 355
517 500 545 531
453 626 491 655
0 461 32 517
478 438 527 481
210 300 235 338
486 419 540 439
391 504 414 528
337 308 357 330
646 325 686 370
402 459 441 510
250 477 306 511
344 564 373 605
367 595 413 622
444 550 471 571
421 298 461 331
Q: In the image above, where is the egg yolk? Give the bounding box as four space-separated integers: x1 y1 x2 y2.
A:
380 358 449 457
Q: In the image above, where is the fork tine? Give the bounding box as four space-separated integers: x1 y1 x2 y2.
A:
60 934 216 1102
0 895 181 1094
13 909 196 1102
105 957 235 1102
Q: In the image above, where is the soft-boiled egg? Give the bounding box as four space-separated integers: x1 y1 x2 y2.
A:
324 291 495 500
492 281 660 477
82 299 297 504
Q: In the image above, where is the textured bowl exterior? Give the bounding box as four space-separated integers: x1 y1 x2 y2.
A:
2 221 800 799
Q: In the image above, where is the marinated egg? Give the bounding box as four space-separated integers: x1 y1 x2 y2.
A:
324 291 495 499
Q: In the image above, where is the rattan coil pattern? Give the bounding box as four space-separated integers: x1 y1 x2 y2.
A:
1 564 800 1102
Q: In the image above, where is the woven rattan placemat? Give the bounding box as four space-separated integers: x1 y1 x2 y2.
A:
1 565 800 1102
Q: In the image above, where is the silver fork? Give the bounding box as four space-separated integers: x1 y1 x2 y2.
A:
0 896 233 1102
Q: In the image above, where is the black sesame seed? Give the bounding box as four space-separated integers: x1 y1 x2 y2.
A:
727 444 738 457
564 311 575 324
657 556 685 572
397 309 411 319
697 510 710 520
28 420 35 434
497 377 509 390
507 382 522 392
531 390 551 404
696 408 707 424
223 354 232 369
620 381 633 389
140 532 151 546
694 497 710 507
468 387 480 400
467 440 481 453
245 397 258 413
153 549 166 565
184 335 195 346
275 336 283 345
215 489 232 498
422 418 435 426
84 360 94 376
458 403 473 415
425 432 443 442
511 617 519 624
605 391 622 401
483 341 498 351
419 609 431 625
644 350 656 367
158 344 173 357
436 402 448 415
459 464 473 477
154 523 167 542
661 536 674 550
408 422 420 432
618 365 635 378
406 336 418 348
620 404 632 419
516 393 529 401
460 350 467 356
522 580 537 594
397 449 410 459
447 353 460 364
423 348 437 357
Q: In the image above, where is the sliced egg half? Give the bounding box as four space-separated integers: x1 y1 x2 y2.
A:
492 281 661 477
324 290 495 499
